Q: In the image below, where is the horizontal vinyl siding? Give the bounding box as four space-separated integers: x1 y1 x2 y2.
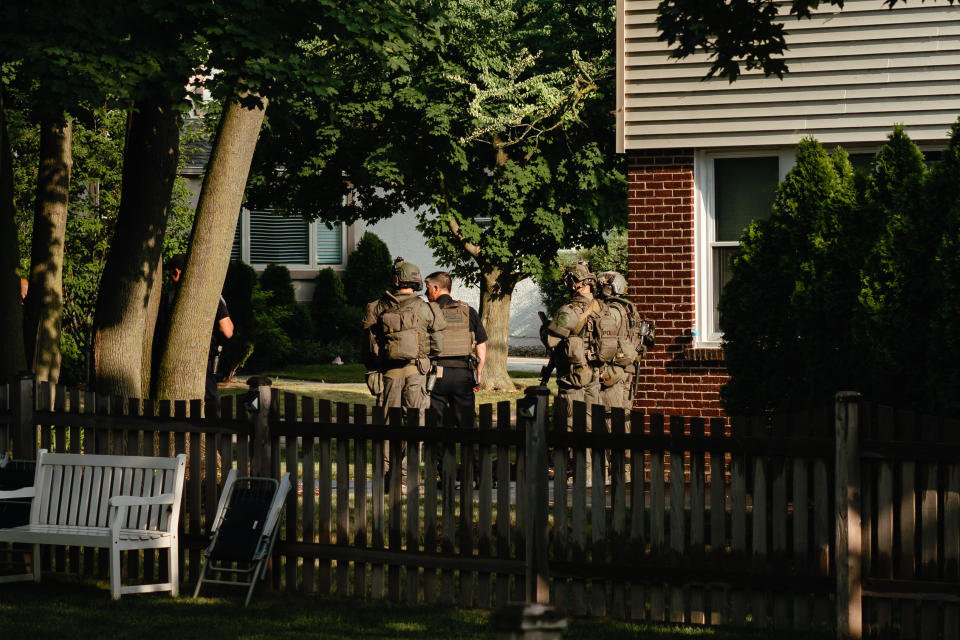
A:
619 0 960 150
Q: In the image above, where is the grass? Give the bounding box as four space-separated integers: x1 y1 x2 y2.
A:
250 363 368 384
0 576 822 640
222 366 556 409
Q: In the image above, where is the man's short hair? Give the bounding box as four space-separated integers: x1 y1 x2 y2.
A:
168 253 187 273
424 271 452 292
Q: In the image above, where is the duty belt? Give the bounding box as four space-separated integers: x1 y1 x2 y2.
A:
435 357 472 368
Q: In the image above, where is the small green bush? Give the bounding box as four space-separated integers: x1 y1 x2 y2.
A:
242 264 314 371
310 267 363 362
247 286 294 370
259 263 297 306
343 232 393 307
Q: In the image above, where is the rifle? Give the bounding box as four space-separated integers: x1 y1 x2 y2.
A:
630 320 655 399
537 311 557 386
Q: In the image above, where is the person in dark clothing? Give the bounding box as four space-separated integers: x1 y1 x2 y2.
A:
424 271 488 417
163 253 234 417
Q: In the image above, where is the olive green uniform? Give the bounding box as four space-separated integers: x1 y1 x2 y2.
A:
545 292 604 424
363 290 445 481
362 291 445 409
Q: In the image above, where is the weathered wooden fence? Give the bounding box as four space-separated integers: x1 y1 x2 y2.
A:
2 376 959 638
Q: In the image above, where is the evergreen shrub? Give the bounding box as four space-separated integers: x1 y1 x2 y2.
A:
720 123 960 416
343 232 392 307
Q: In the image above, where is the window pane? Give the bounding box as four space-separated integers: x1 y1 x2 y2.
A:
713 245 738 332
317 223 342 264
715 157 778 241
249 210 309 264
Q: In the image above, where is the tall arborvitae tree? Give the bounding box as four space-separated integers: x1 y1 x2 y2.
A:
929 119 960 414
720 139 861 413
857 127 931 405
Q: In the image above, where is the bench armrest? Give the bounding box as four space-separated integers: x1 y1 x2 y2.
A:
0 486 35 500
109 493 175 508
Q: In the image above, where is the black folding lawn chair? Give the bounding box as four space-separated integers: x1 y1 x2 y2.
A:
192 469 291 606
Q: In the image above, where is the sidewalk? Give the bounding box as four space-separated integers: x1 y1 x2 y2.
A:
506 356 548 373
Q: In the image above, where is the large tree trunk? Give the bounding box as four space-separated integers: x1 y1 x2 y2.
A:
478 265 517 391
93 100 180 398
0 91 27 381
24 119 72 383
155 97 267 402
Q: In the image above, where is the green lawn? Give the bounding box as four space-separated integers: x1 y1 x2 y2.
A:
223 365 556 408
0 576 822 639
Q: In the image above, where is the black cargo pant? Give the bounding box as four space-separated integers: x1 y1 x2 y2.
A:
429 365 477 484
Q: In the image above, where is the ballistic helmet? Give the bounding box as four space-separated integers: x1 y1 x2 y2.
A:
598 271 628 298
393 256 423 291
563 261 596 292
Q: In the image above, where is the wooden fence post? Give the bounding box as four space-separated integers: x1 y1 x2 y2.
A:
12 372 34 458
250 378 273 477
835 391 863 640
520 386 550 604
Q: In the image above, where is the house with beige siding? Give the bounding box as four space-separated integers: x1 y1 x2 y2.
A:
617 0 960 416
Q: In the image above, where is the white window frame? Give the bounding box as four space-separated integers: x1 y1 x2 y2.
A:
693 148 794 346
237 208 348 270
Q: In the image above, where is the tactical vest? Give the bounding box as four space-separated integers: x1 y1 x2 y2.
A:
377 295 430 362
595 297 643 368
437 300 473 358
560 297 603 366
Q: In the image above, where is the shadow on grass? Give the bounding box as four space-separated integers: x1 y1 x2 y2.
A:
0 577 833 640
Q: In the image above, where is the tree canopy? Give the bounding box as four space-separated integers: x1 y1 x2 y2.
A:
246 0 626 388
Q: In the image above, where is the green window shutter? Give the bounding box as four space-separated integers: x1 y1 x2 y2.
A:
316 223 342 265
249 210 309 264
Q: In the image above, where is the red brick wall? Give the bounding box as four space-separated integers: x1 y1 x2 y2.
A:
626 149 729 417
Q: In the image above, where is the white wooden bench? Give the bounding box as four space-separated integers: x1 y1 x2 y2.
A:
0 449 186 599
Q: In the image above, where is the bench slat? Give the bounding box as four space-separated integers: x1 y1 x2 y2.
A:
39 452 183 469
119 467 134 527
130 468 144 529
68 465 82 525
87 467 103 528
138 470 154 529
49 465 64 525
0 525 174 547
34 462 54 525
58 466 73 526
77 464 94 527
159 468 174 532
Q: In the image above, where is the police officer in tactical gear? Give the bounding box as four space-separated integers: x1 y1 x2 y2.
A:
543 262 605 426
363 257 445 483
424 271 488 415
424 271 488 487
595 271 653 413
